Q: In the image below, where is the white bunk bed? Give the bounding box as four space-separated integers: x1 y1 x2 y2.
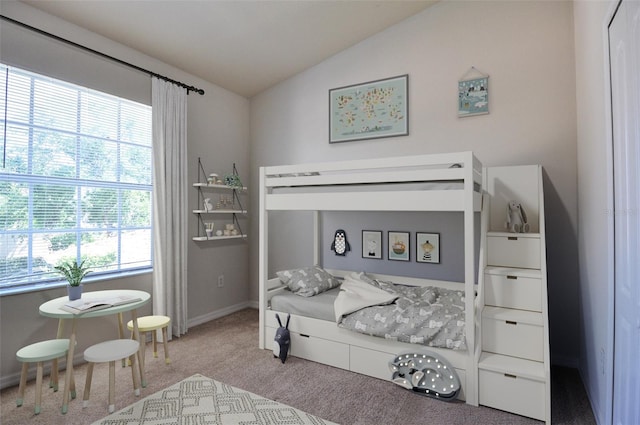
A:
258 151 484 406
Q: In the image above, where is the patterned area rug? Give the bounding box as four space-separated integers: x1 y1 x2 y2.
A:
92 373 337 425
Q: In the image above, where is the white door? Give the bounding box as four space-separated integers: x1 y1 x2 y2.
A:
609 1 640 424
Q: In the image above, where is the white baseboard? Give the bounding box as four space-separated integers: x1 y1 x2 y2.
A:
187 301 253 328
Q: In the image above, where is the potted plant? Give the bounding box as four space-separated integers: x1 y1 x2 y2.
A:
55 259 92 301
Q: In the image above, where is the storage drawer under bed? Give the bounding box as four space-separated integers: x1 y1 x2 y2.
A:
265 310 469 400
265 325 349 370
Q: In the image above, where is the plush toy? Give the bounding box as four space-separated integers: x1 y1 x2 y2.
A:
389 351 461 401
224 174 243 188
273 313 291 364
505 200 530 233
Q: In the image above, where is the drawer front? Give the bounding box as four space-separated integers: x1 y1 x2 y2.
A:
266 326 350 369
350 346 394 381
290 331 350 369
479 369 545 421
487 236 540 269
482 317 543 361
485 273 542 312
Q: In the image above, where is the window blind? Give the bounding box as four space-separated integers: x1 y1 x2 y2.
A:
0 64 153 290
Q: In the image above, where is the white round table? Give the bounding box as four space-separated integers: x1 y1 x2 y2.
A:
39 289 150 413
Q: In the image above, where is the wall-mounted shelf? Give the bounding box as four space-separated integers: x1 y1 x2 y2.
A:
192 209 247 214
192 158 247 242
192 234 248 242
193 182 247 191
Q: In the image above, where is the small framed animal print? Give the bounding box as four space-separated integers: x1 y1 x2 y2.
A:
388 231 410 261
362 230 382 259
416 232 440 263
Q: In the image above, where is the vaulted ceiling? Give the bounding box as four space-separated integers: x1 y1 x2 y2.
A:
20 0 437 98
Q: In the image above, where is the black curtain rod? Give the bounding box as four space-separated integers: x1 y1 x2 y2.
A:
0 15 205 95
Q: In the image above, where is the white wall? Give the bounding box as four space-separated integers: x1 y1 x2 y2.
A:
574 1 618 424
249 1 579 365
0 2 250 386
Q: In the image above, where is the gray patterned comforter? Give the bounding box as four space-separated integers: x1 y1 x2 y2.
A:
336 275 467 350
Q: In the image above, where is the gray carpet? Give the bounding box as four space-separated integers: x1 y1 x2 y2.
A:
91 373 338 425
1 308 596 425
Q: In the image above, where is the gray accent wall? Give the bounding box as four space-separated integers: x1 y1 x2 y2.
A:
321 211 480 283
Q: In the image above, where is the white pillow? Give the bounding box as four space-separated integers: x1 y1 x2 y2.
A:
334 272 398 321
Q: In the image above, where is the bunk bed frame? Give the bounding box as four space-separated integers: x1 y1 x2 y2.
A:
258 151 484 406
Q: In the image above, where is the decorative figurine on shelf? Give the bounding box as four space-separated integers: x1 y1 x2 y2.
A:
216 195 234 210
224 223 237 236
224 174 243 188
203 198 214 212
331 229 351 256
205 222 215 238
505 200 530 233
208 173 218 185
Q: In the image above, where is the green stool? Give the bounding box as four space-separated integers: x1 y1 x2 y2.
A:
16 339 73 415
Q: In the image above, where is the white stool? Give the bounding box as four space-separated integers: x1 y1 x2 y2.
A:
83 339 140 413
127 315 171 364
16 339 73 415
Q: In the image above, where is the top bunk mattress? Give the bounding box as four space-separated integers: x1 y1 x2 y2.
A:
270 180 481 194
263 152 482 191
262 153 483 212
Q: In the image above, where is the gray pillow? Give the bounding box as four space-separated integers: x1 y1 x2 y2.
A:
277 266 340 297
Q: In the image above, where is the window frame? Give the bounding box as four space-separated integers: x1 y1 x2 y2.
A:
0 64 154 295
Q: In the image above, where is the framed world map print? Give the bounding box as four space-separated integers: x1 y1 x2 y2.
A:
329 75 408 143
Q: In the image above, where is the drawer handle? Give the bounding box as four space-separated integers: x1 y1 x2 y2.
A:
507 236 518 241
299 334 310 338
506 275 518 280
504 373 517 379
505 320 518 325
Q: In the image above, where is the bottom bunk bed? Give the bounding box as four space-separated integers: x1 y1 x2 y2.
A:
262 268 477 402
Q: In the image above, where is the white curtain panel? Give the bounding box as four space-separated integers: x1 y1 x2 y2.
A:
151 78 188 338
